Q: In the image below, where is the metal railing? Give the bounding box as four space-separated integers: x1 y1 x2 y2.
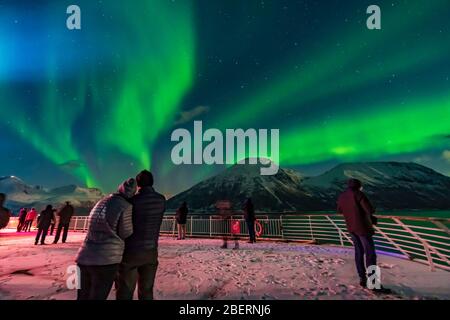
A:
4 214 450 271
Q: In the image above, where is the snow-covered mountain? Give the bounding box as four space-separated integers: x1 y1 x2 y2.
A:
0 176 103 215
167 162 450 212
303 162 450 210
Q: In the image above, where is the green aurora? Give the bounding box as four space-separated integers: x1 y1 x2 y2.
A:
0 0 449 193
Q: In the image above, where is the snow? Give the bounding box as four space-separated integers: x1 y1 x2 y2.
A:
1 231 449 300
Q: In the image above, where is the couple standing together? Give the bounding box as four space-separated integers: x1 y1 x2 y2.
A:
75 170 166 300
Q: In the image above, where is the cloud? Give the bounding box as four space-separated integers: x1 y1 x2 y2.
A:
442 150 450 163
174 106 210 125
58 160 85 170
413 155 432 164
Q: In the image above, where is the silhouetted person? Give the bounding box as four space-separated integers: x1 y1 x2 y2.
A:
49 211 56 236
175 202 188 240
337 178 391 294
76 179 136 300
53 201 74 244
23 208 38 232
0 193 11 230
17 208 28 232
35 205 55 245
117 170 166 300
243 198 256 243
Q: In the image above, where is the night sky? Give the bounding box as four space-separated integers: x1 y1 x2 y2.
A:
0 0 449 196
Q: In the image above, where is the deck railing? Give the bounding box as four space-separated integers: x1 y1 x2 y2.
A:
5 214 450 271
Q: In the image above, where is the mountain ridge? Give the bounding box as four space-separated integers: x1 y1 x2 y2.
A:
167 161 450 211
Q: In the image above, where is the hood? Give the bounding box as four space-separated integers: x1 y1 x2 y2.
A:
347 178 362 190
117 178 137 199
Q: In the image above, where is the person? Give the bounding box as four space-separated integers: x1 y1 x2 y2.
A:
116 170 166 300
35 205 55 245
243 198 256 243
175 202 188 240
49 210 56 236
337 178 391 294
23 207 38 232
53 201 74 244
0 193 11 230
76 179 135 300
17 208 28 232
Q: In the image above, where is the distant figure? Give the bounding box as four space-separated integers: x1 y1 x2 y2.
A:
49 210 56 236
216 200 239 250
23 208 38 232
17 208 28 232
0 193 11 230
337 178 391 294
76 179 136 300
243 198 256 243
175 202 188 240
117 170 166 300
53 201 74 244
35 205 55 245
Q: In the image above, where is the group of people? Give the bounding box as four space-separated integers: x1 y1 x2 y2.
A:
2 173 391 297
0 196 74 247
15 203 74 245
32 202 74 245
76 170 166 300
16 208 38 232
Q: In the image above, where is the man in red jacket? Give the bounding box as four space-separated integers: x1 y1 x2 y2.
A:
337 178 391 294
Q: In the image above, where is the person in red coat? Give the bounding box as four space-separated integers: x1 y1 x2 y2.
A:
337 178 391 294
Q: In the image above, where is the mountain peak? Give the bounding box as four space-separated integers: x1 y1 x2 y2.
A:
168 161 450 211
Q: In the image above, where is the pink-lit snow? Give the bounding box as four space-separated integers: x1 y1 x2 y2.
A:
0 230 449 300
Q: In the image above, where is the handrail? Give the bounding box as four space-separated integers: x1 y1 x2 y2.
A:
3 214 449 271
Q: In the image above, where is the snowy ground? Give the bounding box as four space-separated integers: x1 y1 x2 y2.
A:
0 230 449 300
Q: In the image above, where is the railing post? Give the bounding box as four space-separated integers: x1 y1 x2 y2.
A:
325 215 352 245
209 216 212 237
393 218 436 271
190 216 193 236
279 215 284 240
172 217 176 238
374 225 411 260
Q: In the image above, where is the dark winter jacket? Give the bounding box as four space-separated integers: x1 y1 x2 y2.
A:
124 186 166 254
175 204 188 224
37 208 55 229
76 179 136 266
0 207 11 229
243 200 255 221
19 209 27 222
57 204 74 225
337 187 376 236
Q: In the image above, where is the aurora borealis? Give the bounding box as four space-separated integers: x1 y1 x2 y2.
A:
0 0 449 196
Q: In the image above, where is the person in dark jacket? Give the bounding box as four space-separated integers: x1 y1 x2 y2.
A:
35 205 55 245
116 170 166 300
17 208 28 232
175 202 188 240
53 201 74 244
76 178 136 300
337 178 391 293
0 193 11 230
49 209 58 236
243 198 256 243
